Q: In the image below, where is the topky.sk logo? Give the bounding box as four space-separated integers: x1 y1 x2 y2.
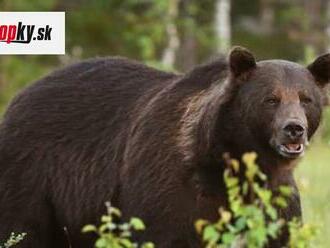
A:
0 12 65 55
0 22 53 44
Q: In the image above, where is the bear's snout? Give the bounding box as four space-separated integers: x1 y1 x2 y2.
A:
282 120 306 140
271 118 308 159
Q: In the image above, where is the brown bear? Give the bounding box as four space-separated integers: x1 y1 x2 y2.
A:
0 47 329 248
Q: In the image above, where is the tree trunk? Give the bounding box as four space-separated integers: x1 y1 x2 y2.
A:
259 0 274 34
162 0 180 68
215 0 231 53
304 0 323 54
179 0 197 72
325 0 330 52
181 29 197 71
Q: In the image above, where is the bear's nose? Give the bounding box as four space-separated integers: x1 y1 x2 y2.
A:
283 121 305 139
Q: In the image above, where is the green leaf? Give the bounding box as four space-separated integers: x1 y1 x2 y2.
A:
82 224 97 233
235 217 247 231
258 171 267 181
222 232 236 244
119 223 130 231
142 242 155 248
195 219 209 234
220 210 232 223
273 196 288 208
121 231 132 238
101 215 112 223
225 177 239 188
266 205 278 220
228 186 240 198
279 185 293 197
95 238 108 248
267 222 281 238
230 199 242 214
242 152 258 166
203 226 220 242
257 188 272 204
242 182 248 195
119 238 133 247
109 207 122 217
130 217 145 231
231 159 240 172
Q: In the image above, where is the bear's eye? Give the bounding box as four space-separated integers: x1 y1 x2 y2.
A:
300 96 312 105
264 96 280 106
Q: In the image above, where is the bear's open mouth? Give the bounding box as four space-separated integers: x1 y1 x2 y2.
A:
278 143 304 158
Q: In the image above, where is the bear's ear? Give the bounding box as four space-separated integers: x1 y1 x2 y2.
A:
228 46 256 78
307 53 330 87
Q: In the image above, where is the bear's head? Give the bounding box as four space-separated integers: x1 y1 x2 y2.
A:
225 46 330 161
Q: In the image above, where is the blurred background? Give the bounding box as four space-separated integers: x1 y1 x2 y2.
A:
0 0 329 246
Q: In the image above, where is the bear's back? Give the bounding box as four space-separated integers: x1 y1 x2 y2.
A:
0 57 178 173
0 58 177 140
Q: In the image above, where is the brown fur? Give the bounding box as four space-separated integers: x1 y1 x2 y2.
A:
0 47 329 247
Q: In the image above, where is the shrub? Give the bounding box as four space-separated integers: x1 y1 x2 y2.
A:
83 152 317 248
195 152 317 248
82 202 154 248
0 232 26 248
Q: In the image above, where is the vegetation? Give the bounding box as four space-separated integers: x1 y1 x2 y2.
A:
195 153 316 248
297 142 330 247
0 233 26 248
80 153 318 248
82 202 154 248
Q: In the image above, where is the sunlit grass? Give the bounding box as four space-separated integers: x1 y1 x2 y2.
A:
297 141 330 247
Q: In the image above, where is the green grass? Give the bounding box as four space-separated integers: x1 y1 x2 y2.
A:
297 141 330 247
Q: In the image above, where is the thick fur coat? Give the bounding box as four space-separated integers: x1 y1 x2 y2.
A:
0 47 329 247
